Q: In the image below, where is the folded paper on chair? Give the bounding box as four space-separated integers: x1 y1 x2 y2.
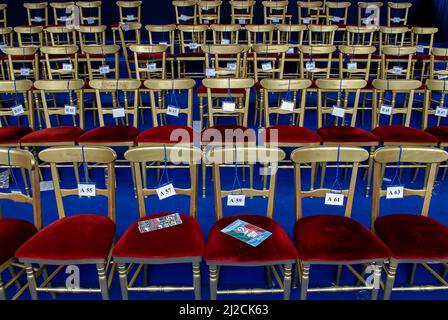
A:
138 213 183 233
221 219 272 247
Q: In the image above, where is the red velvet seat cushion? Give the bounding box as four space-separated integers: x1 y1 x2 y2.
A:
318 126 380 143
197 85 246 95
0 126 33 145
372 125 439 144
425 126 448 143
15 214 115 261
19 126 84 144
294 215 390 262
0 55 36 61
175 52 204 58
205 214 297 263
131 52 174 60
263 125 321 144
113 213 204 259
413 54 431 61
137 125 193 143
201 125 256 143
78 53 106 59
78 125 139 144
0 218 37 266
375 214 448 260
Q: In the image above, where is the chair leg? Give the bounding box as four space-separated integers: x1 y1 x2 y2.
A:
202 161 207 198
193 262 201 300
143 264 149 286
383 260 398 300
0 273 6 300
409 263 417 285
283 264 292 300
299 262 310 300
117 263 128 300
265 266 273 289
365 152 374 197
8 265 21 289
209 265 218 300
335 265 343 286
96 263 110 300
371 263 382 300
41 265 56 299
25 264 38 300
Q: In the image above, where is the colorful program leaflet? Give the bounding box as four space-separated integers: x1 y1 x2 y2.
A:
221 219 272 247
138 213 183 233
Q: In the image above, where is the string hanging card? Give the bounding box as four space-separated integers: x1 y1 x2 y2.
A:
227 146 245 206
325 145 344 206
156 145 176 200
78 146 96 197
386 146 404 199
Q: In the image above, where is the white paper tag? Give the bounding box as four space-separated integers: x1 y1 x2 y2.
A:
87 17 95 24
64 104 76 115
222 101 236 112
167 105 180 117
203 19 209 24
0 43 6 49
34 16 42 22
122 22 130 31
99 65 110 74
203 6 209 11
332 16 341 22
159 41 168 45
287 47 295 54
147 63 157 72
392 66 403 75
417 45 425 53
227 194 246 206
179 14 188 21
156 183 176 200
40 180 54 191
62 63 73 71
332 106 345 118
112 108 125 118
12 104 24 116
188 42 198 49
60 15 68 22
20 68 30 76
392 17 401 23
325 192 344 206
280 99 294 111
205 68 216 77
78 183 96 197
127 14 135 21
221 38 230 45
302 17 311 24
380 104 392 115
437 74 448 80
272 17 280 24
238 19 246 24
386 186 404 199
226 62 237 71
306 61 315 71
347 62 358 71
436 106 448 118
261 62 272 71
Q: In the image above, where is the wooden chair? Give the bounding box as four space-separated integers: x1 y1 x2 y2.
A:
380 46 417 80
146 24 176 78
379 26 411 52
44 26 77 46
14 26 44 47
387 2 412 27
204 146 296 300
292 146 389 299
176 24 208 78
423 80 448 149
372 146 448 299
197 0 221 25
117 0 142 24
430 48 448 80
24 2 48 26
371 79 439 147
210 24 241 45
298 44 336 81
412 27 438 81
307 24 338 45
82 45 120 80
76 1 102 26
0 4 7 28
297 1 323 25
40 45 79 80
229 0 255 25
128 44 167 80
245 24 275 46
325 1 350 26
2 47 39 81
77 25 107 48
262 0 290 25
345 25 379 46
16 146 117 300
49 1 75 25
172 0 197 25
116 22 142 78
339 45 376 80
358 2 383 26
136 79 195 146
0 27 13 79
0 148 41 300
114 146 203 299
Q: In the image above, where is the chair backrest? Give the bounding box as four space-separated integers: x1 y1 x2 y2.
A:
252 44 289 82
210 24 241 45
297 1 323 25
299 44 336 79
1 46 39 80
358 1 383 26
423 79 448 130
197 0 221 25
203 44 248 78
77 25 107 47
387 2 412 27
128 44 167 80
24 2 48 26
308 24 338 45
291 146 370 220
116 21 141 50
0 3 7 27
146 24 176 53
14 26 44 47
0 80 34 130
261 78 312 127
173 0 197 24
380 45 417 79
372 79 422 128
76 1 102 26
44 26 77 45
202 77 254 127
245 24 275 45
345 25 378 46
38 146 117 221
144 78 195 127
412 27 438 55
40 45 79 79
262 0 288 25
229 0 255 25
371 147 448 225
82 44 120 79
33 79 85 129
276 24 307 52
117 0 142 23
206 146 285 220
0 148 41 229
89 79 140 127
49 1 75 25
125 146 202 218
0 27 13 48
316 78 367 128
339 45 376 80
177 24 208 54
430 47 448 80
325 1 350 25
379 26 411 50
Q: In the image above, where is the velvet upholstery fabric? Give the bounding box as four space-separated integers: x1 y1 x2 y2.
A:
263 125 321 144
136 125 193 143
372 125 439 144
294 215 390 262
425 126 448 143
375 214 448 260
19 126 84 144
0 126 33 145
318 126 380 143
113 213 204 259
205 214 297 264
201 125 256 143
0 218 37 266
197 85 246 95
15 214 116 261
77 125 139 144
175 52 204 58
